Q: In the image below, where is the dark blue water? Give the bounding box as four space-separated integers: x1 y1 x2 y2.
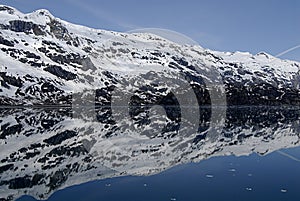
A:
18 146 300 201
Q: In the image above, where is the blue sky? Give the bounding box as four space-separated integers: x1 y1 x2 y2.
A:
1 0 300 61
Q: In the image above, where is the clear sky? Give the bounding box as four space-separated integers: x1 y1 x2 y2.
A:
1 0 300 61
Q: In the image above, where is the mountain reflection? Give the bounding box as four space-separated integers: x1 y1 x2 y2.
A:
1 106 300 200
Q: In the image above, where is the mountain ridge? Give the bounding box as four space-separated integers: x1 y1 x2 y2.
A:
0 5 300 106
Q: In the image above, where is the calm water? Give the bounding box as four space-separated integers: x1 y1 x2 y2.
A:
18 148 300 201
1 106 300 201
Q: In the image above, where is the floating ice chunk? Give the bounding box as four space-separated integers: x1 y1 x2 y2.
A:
281 189 287 193
206 174 214 178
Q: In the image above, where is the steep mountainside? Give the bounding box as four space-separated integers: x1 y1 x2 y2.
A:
0 5 300 106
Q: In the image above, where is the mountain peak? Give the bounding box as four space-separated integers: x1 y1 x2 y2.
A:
27 8 55 23
0 5 57 27
33 8 53 16
0 5 16 14
255 51 273 59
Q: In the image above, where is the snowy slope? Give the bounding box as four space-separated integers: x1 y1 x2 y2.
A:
0 5 300 106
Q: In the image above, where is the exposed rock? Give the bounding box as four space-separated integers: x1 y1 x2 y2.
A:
44 65 77 80
0 36 14 47
0 164 14 174
43 130 77 145
0 124 22 139
0 72 23 88
8 20 45 36
47 19 70 40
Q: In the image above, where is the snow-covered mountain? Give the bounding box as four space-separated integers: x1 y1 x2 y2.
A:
0 5 300 106
1 5 300 201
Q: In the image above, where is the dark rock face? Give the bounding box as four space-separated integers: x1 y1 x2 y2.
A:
221 64 300 106
43 130 77 145
0 124 22 139
7 176 32 189
0 72 23 88
47 19 79 45
40 82 60 93
0 36 14 47
1 174 44 190
0 164 14 174
48 169 69 190
225 82 300 105
0 97 19 106
44 65 77 80
47 19 68 39
8 20 45 36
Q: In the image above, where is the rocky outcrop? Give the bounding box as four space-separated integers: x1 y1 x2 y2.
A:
8 20 45 36
44 65 76 81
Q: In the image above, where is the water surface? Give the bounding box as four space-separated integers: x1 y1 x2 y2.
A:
0 106 300 201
